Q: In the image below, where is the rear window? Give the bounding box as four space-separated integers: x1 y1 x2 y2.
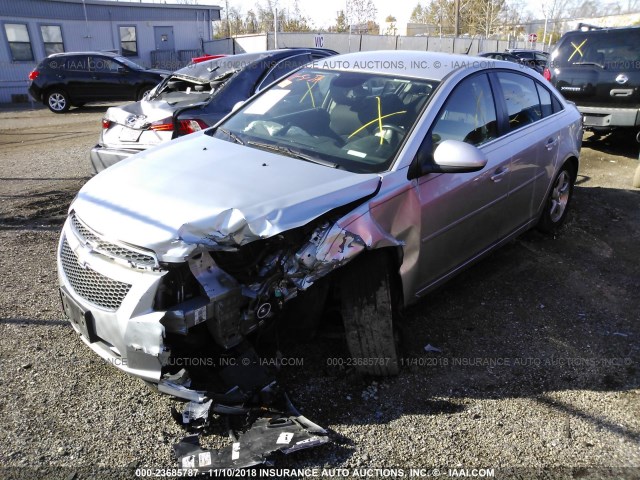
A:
552 29 640 70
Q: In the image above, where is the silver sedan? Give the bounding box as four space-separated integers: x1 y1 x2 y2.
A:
58 50 582 390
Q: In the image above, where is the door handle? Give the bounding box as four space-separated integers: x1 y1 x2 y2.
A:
610 89 632 97
490 167 509 182
545 138 558 150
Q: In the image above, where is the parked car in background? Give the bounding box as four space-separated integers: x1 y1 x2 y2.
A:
59 50 582 393
28 51 170 113
90 48 337 173
478 52 521 64
546 26 640 140
506 49 550 73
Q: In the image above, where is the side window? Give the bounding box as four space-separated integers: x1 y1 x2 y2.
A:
89 56 118 73
431 73 497 150
536 82 553 117
64 55 88 71
551 94 563 113
257 54 312 92
40 25 64 56
4 23 34 61
497 72 542 131
119 26 137 57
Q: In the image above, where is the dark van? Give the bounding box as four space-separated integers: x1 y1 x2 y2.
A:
546 26 640 137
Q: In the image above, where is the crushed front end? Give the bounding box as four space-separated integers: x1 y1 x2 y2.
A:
57 209 369 391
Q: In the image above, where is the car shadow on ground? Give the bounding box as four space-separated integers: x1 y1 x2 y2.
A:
583 131 639 160
267 183 639 464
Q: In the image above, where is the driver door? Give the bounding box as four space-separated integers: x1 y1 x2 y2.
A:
413 73 513 295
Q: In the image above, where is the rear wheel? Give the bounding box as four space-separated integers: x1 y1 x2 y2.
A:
537 162 576 233
339 250 400 376
47 90 70 113
137 85 154 101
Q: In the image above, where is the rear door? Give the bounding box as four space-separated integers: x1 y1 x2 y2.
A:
492 71 560 227
88 56 126 101
551 29 640 109
63 55 91 101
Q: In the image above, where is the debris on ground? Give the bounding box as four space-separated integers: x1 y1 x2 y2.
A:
168 346 329 470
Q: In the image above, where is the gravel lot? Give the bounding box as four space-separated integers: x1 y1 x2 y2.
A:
0 104 638 480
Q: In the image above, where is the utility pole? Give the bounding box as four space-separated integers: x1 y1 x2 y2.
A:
454 0 460 36
274 7 278 49
225 0 230 38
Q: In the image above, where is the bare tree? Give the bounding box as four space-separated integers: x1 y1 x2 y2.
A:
346 0 377 31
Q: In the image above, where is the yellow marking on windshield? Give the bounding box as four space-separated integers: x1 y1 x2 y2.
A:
348 111 407 139
568 39 587 61
376 97 384 145
300 81 317 107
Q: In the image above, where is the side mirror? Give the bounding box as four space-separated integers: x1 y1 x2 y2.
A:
409 139 487 178
432 140 488 172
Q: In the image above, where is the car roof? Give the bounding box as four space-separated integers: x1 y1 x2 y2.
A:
565 25 640 33
312 50 501 81
507 49 549 54
174 49 331 81
47 51 120 58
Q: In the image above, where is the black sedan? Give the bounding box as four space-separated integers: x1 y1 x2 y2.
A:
90 48 337 173
28 51 169 113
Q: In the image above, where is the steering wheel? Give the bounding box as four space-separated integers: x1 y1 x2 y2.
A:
376 124 405 147
275 120 346 147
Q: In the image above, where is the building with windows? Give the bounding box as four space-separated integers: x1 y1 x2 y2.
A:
0 0 221 103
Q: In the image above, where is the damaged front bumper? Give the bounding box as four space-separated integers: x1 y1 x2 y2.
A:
58 190 400 393
58 218 169 382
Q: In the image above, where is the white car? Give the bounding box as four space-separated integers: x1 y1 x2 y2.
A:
58 50 582 397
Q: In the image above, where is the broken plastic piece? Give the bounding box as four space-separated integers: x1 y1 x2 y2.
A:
158 369 207 402
424 344 442 353
174 414 329 470
172 400 213 431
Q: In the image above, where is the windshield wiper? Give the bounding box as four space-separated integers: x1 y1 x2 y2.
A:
217 127 244 145
573 61 604 68
247 141 340 168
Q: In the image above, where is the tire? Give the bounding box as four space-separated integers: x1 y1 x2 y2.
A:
339 250 401 376
537 162 576 233
46 89 70 113
633 164 640 189
137 85 154 101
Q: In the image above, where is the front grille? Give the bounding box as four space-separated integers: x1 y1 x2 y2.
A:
60 237 132 311
70 214 157 268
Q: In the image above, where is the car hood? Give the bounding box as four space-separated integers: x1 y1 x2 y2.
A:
72 133 381 260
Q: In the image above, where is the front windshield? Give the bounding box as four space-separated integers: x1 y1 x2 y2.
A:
209 68 437 173
115 56 144 70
